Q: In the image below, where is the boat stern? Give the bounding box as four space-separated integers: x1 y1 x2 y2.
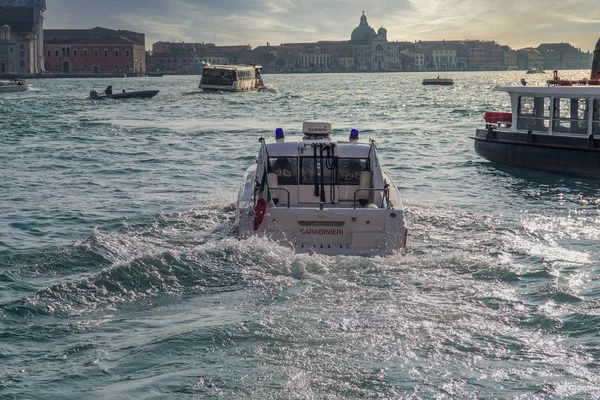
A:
237 205 407 255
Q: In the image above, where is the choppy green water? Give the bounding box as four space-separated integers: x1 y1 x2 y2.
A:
2 71 600 399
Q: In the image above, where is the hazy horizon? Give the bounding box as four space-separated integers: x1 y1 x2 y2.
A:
44 0 600 52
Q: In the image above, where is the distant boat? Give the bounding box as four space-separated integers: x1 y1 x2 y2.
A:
0 79 29 93
422 77 454 86
526 68 545 74
199 64 264 92
89 89 159 100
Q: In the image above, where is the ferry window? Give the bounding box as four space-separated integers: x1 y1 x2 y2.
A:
338 158 367 185
593 100 600 135
553 98 588 134
300 157 335 185
268 157 298 185
517 96 549 131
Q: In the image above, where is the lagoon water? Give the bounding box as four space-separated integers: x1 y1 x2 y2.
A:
2 70 600 399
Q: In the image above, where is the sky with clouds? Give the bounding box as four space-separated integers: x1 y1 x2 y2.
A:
44 0 600 52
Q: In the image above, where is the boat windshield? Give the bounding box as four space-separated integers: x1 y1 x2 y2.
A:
268 157 298 184
299 157 368 185
201 68 236 85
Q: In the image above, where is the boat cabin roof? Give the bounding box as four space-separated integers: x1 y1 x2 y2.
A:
202 64 261 71
263 121 373 158
496 86 600 98
265 137 373 158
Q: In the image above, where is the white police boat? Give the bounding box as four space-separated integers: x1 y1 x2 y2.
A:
235 121 408 255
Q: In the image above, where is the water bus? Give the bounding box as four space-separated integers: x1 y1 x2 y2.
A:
471 85 600 177
199 64 264 92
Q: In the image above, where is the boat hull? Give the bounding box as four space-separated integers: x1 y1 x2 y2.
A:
0 84 28 92
237 205 407 255
422 79 454 86
90 90 159 100
235 165 407 255
472 128 600 178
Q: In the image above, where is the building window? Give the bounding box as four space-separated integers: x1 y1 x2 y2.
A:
84 49 88 57
73 49 77 56
20 44 24 49
94 49 99 57
47 50 50 57
104 65 108 69
126 49 130 57
10 47 13 53
55 50 59 56
20 61 24 67
104 49 108 57
114 64 119 70
84 64 88 69
20 51 24 57
115 49 119 57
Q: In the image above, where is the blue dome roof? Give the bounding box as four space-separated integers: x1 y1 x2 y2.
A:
351 13 376 42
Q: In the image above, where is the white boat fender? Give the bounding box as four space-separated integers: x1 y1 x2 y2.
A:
358 170 372 207
268 172 279 205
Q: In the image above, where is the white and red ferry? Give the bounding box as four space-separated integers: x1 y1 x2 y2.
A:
235 121 408 255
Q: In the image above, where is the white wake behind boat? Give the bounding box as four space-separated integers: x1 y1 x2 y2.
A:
235 121 408 255
0 79 29 93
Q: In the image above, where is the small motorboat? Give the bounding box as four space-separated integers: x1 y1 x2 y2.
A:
0 79 29 93
235 121 408 255
89 89 159 100
422 77 454 86
526 68 546 74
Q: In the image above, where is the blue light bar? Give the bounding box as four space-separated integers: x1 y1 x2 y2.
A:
349 128 359 140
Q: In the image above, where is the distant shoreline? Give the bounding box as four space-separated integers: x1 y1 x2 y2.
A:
1 68 591 79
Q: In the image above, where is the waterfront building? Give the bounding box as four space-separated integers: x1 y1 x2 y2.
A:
432 49 457 70
537 43 593 70
0 0 46 75
516 48 544 70
148 41 252 73
300 46 330 71
43 27 146 75
350 12 405 71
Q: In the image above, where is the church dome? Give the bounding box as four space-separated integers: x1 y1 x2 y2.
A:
377 27 387 35
351 12 376 42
